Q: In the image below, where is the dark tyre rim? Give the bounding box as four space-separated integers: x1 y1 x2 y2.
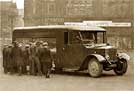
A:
114 59 127 75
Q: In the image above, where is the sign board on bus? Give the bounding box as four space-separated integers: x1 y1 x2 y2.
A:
83 21 112 27
83 21 131 27
64 22 86 26
109 22 131 27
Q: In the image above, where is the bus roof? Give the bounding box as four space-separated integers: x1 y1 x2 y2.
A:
14 25 106 32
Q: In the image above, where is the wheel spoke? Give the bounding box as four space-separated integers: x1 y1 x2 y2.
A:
88 58 103 77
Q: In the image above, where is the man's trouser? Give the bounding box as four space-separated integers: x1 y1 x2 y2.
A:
29 56 42 75
43 61 52 78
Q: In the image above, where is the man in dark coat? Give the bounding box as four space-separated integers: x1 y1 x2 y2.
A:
2 44 8 73
29 42 42 76
12 42 23 75
20 43 30 74
40 42 52 78
23 44 31 75
6 44 13 74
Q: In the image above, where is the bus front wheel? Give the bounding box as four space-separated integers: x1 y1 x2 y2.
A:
88 58 103 78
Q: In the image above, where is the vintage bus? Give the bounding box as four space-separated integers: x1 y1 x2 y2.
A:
13 25 129 77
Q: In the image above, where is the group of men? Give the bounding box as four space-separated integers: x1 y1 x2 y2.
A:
2 41 53 78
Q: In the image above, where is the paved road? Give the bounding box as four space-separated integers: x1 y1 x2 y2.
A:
0 61 134 91
0 50 134 91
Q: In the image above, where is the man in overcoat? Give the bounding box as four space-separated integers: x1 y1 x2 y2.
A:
2 44 8 73
29 42 42 75
12 41 23 75
40 42 52 78
6 44 14 74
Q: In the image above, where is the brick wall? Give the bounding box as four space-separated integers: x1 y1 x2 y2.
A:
0 1 18 45
24 0 134 49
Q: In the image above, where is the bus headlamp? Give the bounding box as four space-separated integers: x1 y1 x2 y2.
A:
105 54 110 60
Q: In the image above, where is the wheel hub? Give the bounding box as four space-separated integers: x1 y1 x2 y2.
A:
90 61 99 74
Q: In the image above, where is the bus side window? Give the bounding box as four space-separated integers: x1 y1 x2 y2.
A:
64 32 68 44
70 31 81 44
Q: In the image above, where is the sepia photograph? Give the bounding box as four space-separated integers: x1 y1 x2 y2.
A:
0 0 134 91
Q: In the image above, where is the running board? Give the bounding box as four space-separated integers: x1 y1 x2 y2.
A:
62 68 79 72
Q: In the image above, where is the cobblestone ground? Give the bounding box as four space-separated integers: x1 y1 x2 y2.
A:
0 50 134 91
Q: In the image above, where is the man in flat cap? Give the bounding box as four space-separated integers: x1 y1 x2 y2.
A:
40 42 52 78
2 44 8 74
12 41 23 75
29 41 42 76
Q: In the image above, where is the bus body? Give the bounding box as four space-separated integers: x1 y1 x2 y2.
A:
13 25 129 77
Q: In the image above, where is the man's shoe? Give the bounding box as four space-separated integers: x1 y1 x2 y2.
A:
46 75 50 78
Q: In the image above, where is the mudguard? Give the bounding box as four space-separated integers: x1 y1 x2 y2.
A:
79 54 106 71
117 53 130 61
90 54 106 62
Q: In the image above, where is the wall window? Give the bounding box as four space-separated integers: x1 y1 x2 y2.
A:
64 32 68 44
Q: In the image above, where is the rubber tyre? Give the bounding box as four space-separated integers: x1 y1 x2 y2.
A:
88 58 103 78
114 59 127 76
